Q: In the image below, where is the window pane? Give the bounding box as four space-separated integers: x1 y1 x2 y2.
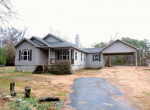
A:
24 56 27 60
24 51 27 55
63 52 66 55
95 55 98 57
95 58 98 61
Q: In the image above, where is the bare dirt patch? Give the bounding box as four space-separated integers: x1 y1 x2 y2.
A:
0 66 150 110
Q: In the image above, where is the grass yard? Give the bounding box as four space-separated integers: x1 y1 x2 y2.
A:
0 66 150 110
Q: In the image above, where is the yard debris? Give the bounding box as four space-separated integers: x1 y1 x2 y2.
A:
39 96 60 102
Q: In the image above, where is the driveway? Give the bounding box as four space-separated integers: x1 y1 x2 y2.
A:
68 78 136 110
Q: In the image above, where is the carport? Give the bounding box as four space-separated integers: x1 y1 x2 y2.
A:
101 40 139 68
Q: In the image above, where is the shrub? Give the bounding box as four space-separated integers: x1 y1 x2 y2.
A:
51 60 72 75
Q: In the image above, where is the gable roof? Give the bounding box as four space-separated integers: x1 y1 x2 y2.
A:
43 33 64 42
15 38 40 48
101 39 139 51
30 36 50 46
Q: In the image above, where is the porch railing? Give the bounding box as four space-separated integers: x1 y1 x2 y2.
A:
50 58 74 64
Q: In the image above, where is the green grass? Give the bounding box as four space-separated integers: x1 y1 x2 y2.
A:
111 71 118 73
144 69 150 72
143 92 150 97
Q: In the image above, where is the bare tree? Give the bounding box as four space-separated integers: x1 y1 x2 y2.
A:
49 27 69 41
0 0 16 24
0 27 27 47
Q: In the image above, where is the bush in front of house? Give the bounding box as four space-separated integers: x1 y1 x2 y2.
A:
51 60 72 75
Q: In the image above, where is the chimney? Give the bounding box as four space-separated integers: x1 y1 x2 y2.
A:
75 34 80 48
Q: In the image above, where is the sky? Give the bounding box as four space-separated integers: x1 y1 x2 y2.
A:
7 0 150 47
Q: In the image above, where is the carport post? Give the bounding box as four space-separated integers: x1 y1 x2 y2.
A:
48 49 51 65
135 52 137 68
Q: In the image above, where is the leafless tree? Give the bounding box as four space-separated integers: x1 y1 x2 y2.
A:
0 27 27 47
0 0 16 24
49 27 69 41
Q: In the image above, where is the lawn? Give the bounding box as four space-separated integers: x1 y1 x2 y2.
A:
0 66 150 110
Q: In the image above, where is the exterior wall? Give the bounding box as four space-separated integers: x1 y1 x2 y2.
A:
15 40 36 65
15 65 36 72
86 53 103 68
44 35 62 42
73 49 86 66
102 41 136 53
31 38 46 46
36 48 48 65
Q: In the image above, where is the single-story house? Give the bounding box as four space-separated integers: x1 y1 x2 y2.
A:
15 33 139 72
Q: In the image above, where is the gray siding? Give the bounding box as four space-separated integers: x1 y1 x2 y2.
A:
86 53 103 67
102 41 136 53
31 38 46 46
44 35 62 42
15 41 36 65
36 48 48 65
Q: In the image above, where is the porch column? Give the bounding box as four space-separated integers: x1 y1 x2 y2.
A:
135 51 137 68
49 49 51 65
69 48 71 64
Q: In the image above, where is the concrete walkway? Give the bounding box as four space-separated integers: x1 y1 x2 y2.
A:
68 78 136 110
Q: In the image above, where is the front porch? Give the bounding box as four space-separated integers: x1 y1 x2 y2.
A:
35 48 75 73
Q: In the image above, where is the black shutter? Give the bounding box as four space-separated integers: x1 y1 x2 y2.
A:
93 54 94 62
30 50 32 61
19 50 21 61
99 54 101 61
58 51 59 60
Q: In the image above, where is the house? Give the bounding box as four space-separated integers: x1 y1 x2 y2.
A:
15 33 139 72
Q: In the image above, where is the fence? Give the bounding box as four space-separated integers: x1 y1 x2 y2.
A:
0 65 5 73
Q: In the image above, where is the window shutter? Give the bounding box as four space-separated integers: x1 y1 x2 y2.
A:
30 50 32 61
99 54 101 61
58 51 59 59
19 50 21 61
93 54 94 62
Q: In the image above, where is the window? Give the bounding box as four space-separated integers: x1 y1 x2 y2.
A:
94 54 99 61
75 52 77 60
81 53 82 61
21 49 29 60
59 51 69 59
84 54 85 61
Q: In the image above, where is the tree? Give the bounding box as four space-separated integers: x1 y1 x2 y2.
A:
0 0 16 23
0 27 27 47
0 47 6 65
49 28 69 41
91 42 107 48
0 27 27 65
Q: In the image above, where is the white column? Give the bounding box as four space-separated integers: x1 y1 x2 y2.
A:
49 49 51 65
69 48 71 63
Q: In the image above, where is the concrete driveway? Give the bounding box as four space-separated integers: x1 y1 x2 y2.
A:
68 78 136 110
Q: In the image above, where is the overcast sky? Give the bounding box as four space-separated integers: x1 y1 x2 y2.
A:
9 0 150 47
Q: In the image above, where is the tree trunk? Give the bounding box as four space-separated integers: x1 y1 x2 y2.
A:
39 96 60 102
25 86 31 98
10 82 17 96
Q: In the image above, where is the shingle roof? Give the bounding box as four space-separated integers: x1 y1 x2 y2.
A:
30 36 50 46
47 42 75 47
15 38 40 47
81 48 102 53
